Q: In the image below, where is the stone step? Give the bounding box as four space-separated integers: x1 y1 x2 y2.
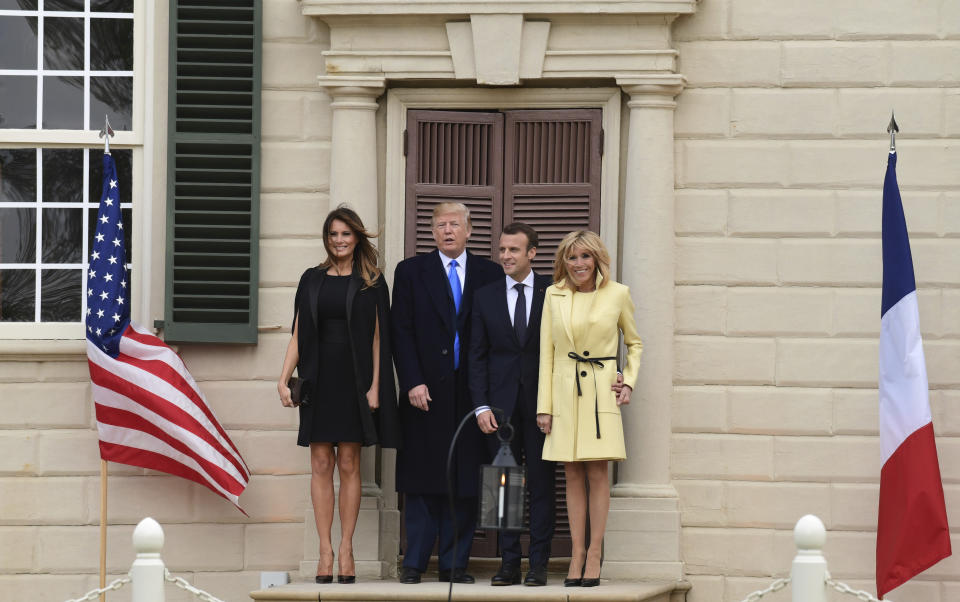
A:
250 579 686 602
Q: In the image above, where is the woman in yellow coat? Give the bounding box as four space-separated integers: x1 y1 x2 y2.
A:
535 230 642 587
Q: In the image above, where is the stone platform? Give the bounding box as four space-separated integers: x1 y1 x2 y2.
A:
250 578 689 602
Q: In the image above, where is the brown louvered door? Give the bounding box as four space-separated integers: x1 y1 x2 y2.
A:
504 109 602 276
502 109 602 560
404 111 504 258
403 108 602 560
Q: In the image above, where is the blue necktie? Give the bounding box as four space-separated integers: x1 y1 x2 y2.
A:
448 260 462 369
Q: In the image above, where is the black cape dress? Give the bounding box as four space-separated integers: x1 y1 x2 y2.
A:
292 266 400 449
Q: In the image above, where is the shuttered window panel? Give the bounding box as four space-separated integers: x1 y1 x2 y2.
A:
504 109 602 275
163 0 261 343
404 110 504 258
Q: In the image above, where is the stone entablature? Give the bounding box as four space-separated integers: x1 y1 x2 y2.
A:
301 0 693 84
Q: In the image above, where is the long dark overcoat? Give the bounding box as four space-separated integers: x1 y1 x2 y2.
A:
391 250 502 497
293 266 400 449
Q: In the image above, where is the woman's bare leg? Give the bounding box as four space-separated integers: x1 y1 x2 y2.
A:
336 443 362 576
584 460 610 579
564 461 587 579
310 443 336 576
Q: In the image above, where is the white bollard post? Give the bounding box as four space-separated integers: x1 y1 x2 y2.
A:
130 517 165 602
792 514 828 602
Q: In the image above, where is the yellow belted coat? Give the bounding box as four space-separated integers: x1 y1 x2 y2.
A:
536 277 643 462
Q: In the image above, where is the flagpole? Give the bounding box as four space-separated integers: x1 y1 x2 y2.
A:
97 116 113 602
99 460 108 602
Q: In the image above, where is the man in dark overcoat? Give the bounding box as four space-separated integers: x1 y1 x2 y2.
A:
468 223 555 587
391 201 502 584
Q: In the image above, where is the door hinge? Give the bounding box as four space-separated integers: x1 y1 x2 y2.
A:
599 128 604 156
403 129 408 156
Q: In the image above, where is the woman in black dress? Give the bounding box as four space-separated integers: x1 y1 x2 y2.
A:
278 205 399 584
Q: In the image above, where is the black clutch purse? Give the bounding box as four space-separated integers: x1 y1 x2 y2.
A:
288 377 310 407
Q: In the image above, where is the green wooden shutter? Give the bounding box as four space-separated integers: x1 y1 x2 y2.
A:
163 0 261 343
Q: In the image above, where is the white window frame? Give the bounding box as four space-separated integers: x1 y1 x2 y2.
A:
0 0 150 347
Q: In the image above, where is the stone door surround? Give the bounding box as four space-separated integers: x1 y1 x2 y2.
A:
301 0 692 581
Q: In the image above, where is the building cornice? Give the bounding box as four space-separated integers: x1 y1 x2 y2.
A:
300 0 696 16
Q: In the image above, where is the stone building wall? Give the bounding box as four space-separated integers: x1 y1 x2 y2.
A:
672 1 960 600
2 1 959 601
0 2 332 601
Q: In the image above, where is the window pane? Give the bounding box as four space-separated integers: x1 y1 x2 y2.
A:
0 75 38 129
42 148 84 203
0 148 37 202
0 269 35 322
0 207 36 262
42 207 82 263
91 18 133 71
88 148 131 205
0 1 39 8
90 76 132 131
41 269 81 321
0 16 38 69
46 0 84 12
87 207 132 262
42 76 84 129
43 17 83 70
92 0 133 11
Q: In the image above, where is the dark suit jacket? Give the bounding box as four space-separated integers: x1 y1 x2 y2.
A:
293 266 400 449
391 249 502 496
468 273 551 421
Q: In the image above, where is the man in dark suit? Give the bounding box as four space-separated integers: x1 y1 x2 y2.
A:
392 202 502 584
468 222 556 587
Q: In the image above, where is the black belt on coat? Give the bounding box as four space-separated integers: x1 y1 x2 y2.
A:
568 351 617 439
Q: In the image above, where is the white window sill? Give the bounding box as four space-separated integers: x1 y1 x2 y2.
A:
0 339 87 360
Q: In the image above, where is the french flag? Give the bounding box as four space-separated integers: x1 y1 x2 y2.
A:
876 150 951 598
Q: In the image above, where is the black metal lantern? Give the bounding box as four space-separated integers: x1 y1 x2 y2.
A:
478 423 526 531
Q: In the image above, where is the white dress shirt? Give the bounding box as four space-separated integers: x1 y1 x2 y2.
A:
476 270 535 418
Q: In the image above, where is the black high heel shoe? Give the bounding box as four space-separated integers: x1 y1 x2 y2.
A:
582 557 601 587
563 561 584 587
338 551 356 584
316 552 334 584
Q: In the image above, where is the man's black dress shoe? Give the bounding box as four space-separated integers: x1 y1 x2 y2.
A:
490 564 521 586
524 565 548 586
315 575 332 584
399 567 421 584
438 569 475 583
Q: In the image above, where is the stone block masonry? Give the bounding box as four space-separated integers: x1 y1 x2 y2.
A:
673 1 960 599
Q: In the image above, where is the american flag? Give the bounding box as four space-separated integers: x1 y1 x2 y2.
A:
85 152 249 509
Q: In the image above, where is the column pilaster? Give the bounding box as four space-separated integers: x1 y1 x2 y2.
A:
318 75 386 226
604 74 685 581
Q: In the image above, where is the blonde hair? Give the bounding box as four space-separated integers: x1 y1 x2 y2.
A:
552 230 611 289
431 202 471 229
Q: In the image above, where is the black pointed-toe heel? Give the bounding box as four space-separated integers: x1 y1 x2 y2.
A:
337 575 355 584
316 552 334 584
564 561 585 587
